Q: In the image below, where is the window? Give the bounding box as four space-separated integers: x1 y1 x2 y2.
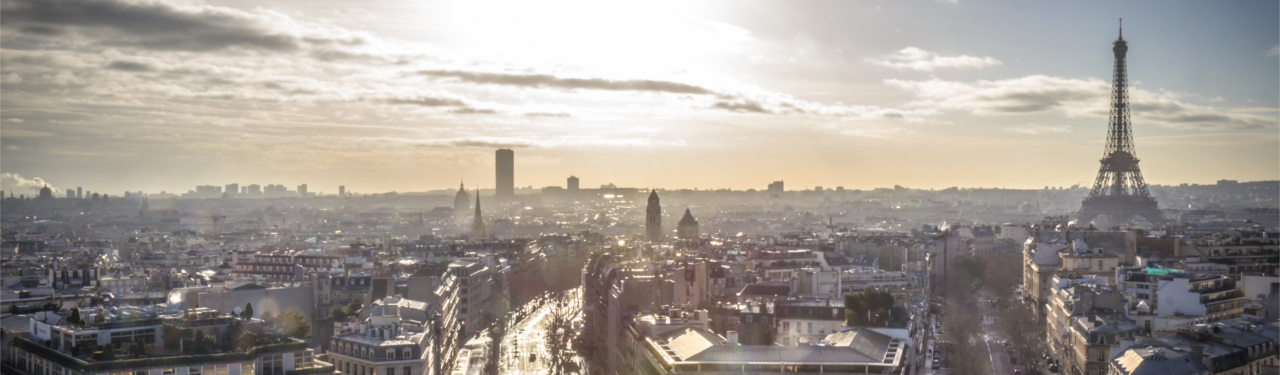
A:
807 322 813 333
402 349 411 359
387 368 395 375
783 321 790 332
295 351 313 369
403 367 411 375
386 349 394 359
262 354 284 375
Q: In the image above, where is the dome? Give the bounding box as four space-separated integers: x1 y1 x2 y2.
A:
453 182 470 212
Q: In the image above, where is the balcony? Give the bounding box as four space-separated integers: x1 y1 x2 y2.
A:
286 360 335 375
1201 290 1244 305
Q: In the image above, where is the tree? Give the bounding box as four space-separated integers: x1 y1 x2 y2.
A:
94 312 106 324
542 292 579 375
349 295 365 313
482 315 507 375
274 311 312 339
331 305 352 322
242 303 255 320
193 330 206 353
68 307 83 326
102 343 115 360
131 337 146 358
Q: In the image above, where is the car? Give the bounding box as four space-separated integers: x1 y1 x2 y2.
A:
932 359 940 369
1013 370 1023 375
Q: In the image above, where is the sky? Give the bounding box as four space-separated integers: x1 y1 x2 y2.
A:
1 0 1277 196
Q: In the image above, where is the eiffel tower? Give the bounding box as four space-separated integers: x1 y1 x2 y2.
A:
1078 21 1166 226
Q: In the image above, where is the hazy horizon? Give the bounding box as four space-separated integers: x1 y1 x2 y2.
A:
2 0 1277 196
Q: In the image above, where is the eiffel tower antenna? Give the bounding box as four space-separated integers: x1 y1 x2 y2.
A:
1078 23 1165 226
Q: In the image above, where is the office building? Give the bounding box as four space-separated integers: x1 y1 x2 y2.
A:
768 181 784 194
495 149 514 199
76 186 82 199
568 175 579 191
298 184 308 197
339 185 345 197
225 183 239 197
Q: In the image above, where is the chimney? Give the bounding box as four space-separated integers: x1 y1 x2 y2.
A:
1190 344 1204 364
727 331 739 346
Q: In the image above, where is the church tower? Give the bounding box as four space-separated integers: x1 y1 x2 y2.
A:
646 190 662 242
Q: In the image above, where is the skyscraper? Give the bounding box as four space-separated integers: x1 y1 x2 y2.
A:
496 149 514 200
297 184 308 197
471 194 486 238
646 189 662 242
1078 22 1165 225
768 181 784 194
76 187 82 199
567 175 579 191
225 183 239 198
338 185 345 197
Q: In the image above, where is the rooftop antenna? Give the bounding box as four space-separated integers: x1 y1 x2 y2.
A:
1119 18 1123 39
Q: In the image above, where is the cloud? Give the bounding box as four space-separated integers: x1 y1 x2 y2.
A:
840 127 913 138
1267 44 1279 57
0 0 308 52
1003 124 1072 134
1 173 59 195
3 118 25 123
410 137 536 149
1 73 22 83
866 47 1001 71
1232 107 1280 113
50 71 81 85
0 129 55 137
419 70 715 95
1131 133 1280 147
711 100 770 113
886 75 1278 129
524 112 571 118
450 107 497 115
107 60 153 72
385 96 467 107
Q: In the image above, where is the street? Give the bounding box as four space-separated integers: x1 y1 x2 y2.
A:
462 287 584 375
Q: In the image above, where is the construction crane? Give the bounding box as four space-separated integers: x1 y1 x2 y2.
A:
211 214 226 233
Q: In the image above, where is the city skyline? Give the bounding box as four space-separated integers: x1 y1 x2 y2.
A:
1 0 1277 195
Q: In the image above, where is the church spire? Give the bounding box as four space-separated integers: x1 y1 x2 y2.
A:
471 193 485 238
